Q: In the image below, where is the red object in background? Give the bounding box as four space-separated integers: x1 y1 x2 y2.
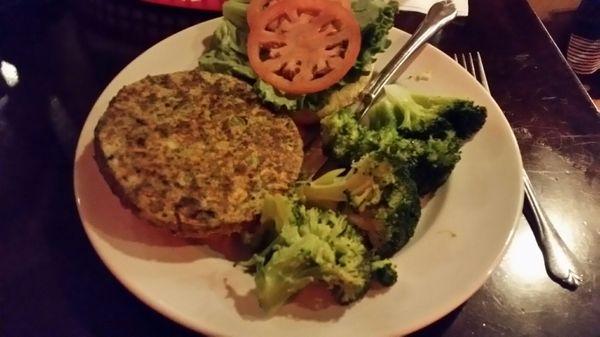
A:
141 0 224 11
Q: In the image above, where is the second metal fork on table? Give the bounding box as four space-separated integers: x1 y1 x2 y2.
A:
454 52 583 289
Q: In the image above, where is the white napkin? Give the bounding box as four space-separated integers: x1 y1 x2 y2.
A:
396 0 469 17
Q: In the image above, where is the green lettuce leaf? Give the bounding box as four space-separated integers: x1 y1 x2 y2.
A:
350 0 399 78
222 0 250 30
198 0 399 112
198 19 256 79
254 79 337 112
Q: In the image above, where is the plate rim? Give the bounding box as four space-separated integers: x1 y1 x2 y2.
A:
73 17 524 336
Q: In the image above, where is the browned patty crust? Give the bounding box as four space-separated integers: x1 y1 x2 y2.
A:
94 70 303 237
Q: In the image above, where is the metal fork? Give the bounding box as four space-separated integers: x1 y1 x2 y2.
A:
307 1 457 178
455 52 583 289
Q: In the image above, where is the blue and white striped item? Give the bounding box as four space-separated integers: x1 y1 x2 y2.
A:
566 0 600 74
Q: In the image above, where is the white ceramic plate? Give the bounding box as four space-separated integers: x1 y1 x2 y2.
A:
74 18 523 337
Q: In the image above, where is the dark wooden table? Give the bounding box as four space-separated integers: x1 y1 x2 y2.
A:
1 0 598 336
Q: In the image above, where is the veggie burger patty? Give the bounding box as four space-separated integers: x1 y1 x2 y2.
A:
94 70 303 237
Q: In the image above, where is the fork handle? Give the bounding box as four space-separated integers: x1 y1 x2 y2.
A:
523 169 583 288
358 1 457 120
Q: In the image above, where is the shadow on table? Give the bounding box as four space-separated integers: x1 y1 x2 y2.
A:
35 147 200 337
409 303 466 336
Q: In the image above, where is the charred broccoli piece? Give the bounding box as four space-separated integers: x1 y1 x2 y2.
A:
321 108 463 196
410 131 462 195
371 259 398 286
368 167 421 257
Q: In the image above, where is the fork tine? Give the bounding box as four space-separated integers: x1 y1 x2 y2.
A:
467 53 476 78
454 52 491 92
476 52 490 92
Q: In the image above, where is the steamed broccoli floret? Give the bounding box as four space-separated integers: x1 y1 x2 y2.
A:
244 194 375 312
369 168 421 257
380 129 462 195
371 259 398 286
369 84 487 140
301 152 421 257
320 106 373 163
411 132 462 195
321 108 462 195
322 107 421 165
345 167 420 257
428 99 487 139
301 152 396 212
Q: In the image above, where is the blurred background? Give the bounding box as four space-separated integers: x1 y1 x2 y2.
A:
528 0 600 109
0 0 598 110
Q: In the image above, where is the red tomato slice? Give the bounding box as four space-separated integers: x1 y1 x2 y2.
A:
246 0 361 95
247 0 351 27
